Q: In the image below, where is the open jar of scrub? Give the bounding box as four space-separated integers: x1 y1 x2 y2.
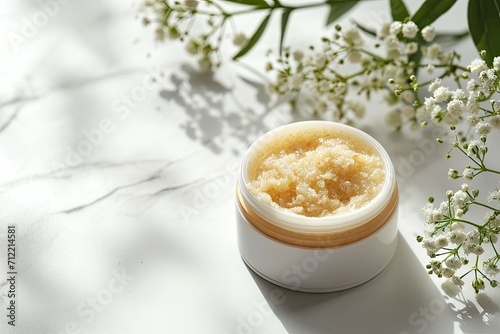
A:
235 121 398 292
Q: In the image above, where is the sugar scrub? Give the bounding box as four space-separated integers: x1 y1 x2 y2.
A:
247 128 385 217
236 121 398 292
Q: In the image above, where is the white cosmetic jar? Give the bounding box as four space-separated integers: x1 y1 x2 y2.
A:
235 121 398 293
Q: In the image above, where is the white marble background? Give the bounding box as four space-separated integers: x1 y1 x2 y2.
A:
1 0 500 333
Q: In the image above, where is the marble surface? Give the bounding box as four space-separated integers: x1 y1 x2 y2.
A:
1 1 500 333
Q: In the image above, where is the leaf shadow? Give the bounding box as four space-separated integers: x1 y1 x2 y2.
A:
158 63 280 155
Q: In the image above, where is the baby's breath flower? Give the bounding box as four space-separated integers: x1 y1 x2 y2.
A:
469 58 488 75
450 230 467 244
416 106 430 120
424 97 436 111
436 235 449 248
431 105 444 124
401 91 414 104
287 73 304 90
467 79 479 92
315 54 327 68
422 238 440 253
483 259 500 277
348 51 362 63
454 208 464 218
385 109 402 128
466 139 481 156
292 50 304 62
405 42 418 54
402 21 419 39
184 0 198 9
487 189 500 202
452 190 468 209
377 22 390 39
424 43 441 60
446 257 463 270
439 52 453 65
452 89 466 100
389 21 402 36
232 32 247 46
343 26 363 46
347 100 365 118
421 26 436 42
467 115 479 126
476 122 492 136
479 69 498 92
463 168 474 180
447 99 464 117
428 79 441 93
433 86 452 103
494 56 500 72
401 105 414 118
470 245 485 256
426 64 435 74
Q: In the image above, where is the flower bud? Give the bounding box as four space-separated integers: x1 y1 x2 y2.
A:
472 278 485 293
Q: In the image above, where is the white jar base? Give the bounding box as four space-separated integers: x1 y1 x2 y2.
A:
237 204 399 293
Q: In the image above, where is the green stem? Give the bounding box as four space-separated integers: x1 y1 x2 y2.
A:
450 218 482 229
492 240 499 257
483 167 500 175
472 201 498 212
227 0 341 16
344 67 369 80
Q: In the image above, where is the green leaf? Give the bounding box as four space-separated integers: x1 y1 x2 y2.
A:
412 0 457 29
233 13 271 59
352 20 376 37
390 0 410 22
326 1 359 26
279 8 292 55
222 0 270 8
433 31 469 44
468 0 500 66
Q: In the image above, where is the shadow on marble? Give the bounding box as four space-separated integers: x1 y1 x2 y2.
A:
442 288 500 333
158 64 278 155
247 234 456 334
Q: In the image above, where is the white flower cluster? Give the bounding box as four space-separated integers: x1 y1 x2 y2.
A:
265 26 374 123
420 186 500 291
377 21 438 62
142 0 238 71
418 56 500 132
265 21 445 126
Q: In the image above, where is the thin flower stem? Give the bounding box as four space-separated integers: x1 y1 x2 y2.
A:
344 68 369 80
491 240 499 257
483 167 500 175
450 218 482 229
460 267 475 279
471 201 498 212
358 48 386 62
455 145 482 167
